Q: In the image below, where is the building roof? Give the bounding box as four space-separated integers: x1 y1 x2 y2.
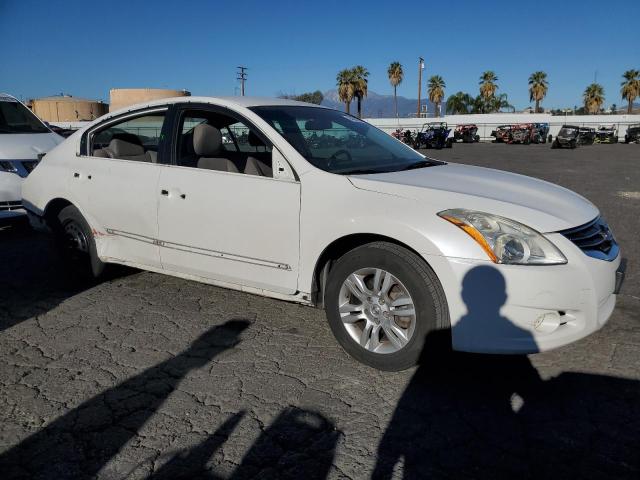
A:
33 95 104 103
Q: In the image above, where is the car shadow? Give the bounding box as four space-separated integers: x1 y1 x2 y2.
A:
372 265 640 479
0 319 251 479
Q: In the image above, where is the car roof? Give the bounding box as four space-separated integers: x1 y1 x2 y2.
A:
103 95 330 121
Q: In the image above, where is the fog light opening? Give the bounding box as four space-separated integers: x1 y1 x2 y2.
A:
534 312 562 333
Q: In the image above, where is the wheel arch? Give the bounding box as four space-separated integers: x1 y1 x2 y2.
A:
310 233 430 308
43 197 74 227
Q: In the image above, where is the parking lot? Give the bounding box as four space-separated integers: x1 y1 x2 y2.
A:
0 143 638 479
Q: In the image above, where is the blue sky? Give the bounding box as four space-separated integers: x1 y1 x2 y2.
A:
1 0 638 109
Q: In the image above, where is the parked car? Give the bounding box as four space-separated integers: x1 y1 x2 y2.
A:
453 124 480 143
414 122 453 149
0 93 63 219
490 125 511 143
551 125 579 149
594 125 618 144
22 97 624 371
577 127 596 145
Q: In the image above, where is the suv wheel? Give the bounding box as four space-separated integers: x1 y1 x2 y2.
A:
324 242 449 371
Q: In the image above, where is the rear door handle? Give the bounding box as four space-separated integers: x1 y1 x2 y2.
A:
161 189 169 196
73 172 80 178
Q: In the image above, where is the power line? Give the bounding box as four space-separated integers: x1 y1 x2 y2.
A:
236 66 248 96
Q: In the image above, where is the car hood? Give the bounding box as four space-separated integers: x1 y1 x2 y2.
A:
348 162 598 232
0 133 63 159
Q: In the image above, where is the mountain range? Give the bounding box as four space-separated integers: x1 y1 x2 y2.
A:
321 89 442 118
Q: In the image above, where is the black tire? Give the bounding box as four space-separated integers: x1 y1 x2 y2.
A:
570 140 577 149
324 242 449 371
56 205 105 279
474 135 480 142
551 140 557 149
446 139 453 148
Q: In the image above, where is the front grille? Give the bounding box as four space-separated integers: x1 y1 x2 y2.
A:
0 200 22 211
558 216 618 261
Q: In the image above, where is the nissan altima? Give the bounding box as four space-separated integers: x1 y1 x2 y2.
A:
21 97 624 370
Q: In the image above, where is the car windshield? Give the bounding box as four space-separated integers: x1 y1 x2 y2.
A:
0 99 50 134
250 105 443 174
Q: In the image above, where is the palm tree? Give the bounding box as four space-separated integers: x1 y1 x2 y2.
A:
427 75 446 117
621 69 640 114
583 83 605 114
387 62 403 118
351 65 369 118
528 71 548 113
446 92 473 114
336 69 355 114
479 71 498 105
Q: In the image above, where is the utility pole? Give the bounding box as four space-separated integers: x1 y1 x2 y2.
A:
417 57 424 117
236 66 248 96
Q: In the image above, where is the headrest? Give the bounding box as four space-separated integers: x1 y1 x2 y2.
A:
193 124 222 156
108 138 145 157
247 130 264 147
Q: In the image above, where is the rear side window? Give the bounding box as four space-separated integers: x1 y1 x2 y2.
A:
89 112 166 163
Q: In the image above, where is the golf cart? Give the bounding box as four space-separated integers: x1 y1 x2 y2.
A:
624 124 640 143
532 123 550 143
490 125 511 143
507 124 534 144
453 124 480 143
577 127 596 145
551 125 579 149
594 125 618 143
414 122 453 149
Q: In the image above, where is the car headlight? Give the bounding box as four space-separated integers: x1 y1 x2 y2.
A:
0 160 18 174
438 209 567 265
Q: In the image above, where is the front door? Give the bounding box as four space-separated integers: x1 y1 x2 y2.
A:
156 107 301 294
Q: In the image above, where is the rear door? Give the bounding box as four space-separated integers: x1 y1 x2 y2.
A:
73 108 169 268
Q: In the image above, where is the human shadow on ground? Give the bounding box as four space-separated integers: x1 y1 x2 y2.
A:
0 319 250 479
149 407 342 480
373 265 640 479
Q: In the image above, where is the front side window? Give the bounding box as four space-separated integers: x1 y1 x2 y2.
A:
90 112 166 162
250 105 442 175
175 109 273 177
0 99 50 134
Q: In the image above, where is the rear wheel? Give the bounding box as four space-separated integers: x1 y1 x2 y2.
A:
324 242 449 371
56 205 105 279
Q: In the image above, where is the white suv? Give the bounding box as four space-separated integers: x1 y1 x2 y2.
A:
0 93 62 219
22 97 624 370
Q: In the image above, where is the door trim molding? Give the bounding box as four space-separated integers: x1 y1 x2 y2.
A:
105 228 292 271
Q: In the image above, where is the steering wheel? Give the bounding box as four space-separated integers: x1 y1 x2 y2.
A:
326 149 353 169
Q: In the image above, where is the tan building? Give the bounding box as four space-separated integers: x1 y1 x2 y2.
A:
30 95 108 122
109 88 191 111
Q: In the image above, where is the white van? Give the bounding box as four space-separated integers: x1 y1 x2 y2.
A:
0 93 63 219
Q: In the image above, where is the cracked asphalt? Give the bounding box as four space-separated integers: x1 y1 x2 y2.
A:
1 143 639 479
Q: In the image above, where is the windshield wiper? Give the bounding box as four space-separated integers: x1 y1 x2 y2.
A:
340 168 387 175
399 160 444 171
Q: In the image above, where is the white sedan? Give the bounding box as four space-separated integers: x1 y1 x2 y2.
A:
22 97 624 370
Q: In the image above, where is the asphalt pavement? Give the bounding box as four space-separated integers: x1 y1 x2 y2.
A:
0 143 638 479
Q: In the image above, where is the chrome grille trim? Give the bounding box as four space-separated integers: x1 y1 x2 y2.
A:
558 216 619 261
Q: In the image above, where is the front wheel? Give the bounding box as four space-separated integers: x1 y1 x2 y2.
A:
324 242 449 371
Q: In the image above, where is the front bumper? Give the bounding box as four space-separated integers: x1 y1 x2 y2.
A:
424 233 623 354
0 171 25 218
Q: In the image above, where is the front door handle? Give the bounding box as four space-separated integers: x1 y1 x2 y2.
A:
160 189 169 196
